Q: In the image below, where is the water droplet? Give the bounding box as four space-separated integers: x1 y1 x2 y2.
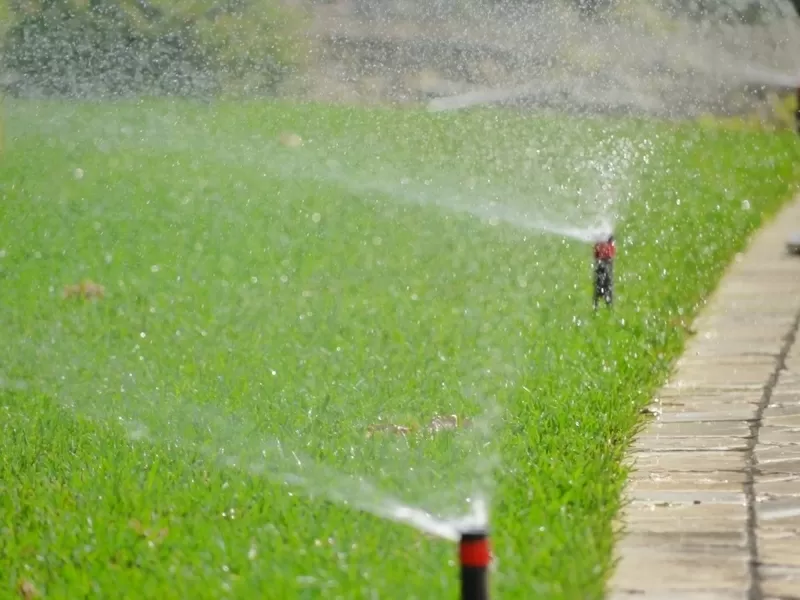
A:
151 265 160 273
311 212 321 223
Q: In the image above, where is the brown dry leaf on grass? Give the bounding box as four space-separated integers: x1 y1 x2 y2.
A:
128 519 169 544
366 414 473 438
669 316 696 335
62 279 105 301
366 423 412 438
427 414 460 433
278 131 303 148
17 579 39 599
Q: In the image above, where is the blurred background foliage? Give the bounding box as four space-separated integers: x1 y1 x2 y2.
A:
0 0 311 97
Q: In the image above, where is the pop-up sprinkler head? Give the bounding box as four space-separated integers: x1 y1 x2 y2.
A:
459 529 491 600
787 233 800 255
795 88 800 135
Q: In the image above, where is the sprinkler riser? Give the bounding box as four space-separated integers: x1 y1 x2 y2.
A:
796 88 800 135
461 565 489 600
459 531 490 600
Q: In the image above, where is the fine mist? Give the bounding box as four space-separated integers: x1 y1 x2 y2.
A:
305 0 800 119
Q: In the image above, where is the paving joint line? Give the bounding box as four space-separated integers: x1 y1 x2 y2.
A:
745 306 800 600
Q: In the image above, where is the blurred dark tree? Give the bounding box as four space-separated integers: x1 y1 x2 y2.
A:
0 0 310 97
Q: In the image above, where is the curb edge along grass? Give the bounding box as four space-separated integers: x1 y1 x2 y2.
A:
607 188 800 599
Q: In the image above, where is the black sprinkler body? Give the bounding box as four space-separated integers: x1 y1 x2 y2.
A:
796 87 800 135
593 234 616 310
459 530 490 600
787 233 800 255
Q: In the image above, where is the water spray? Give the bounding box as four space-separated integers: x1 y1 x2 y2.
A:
459 529 491 600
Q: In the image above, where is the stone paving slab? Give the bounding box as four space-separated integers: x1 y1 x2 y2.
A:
630 450 750 472
639 421 753 437
629 470 748 492
633 438 750 452
608 198 800 599
760 564 800 599
757 474 800 497
658 410 758 423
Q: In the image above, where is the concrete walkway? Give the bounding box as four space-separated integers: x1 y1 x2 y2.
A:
608 198 800 600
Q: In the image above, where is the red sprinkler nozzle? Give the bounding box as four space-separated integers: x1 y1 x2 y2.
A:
459 530 491 600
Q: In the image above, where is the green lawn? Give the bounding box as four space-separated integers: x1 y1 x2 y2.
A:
1 99 798 599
